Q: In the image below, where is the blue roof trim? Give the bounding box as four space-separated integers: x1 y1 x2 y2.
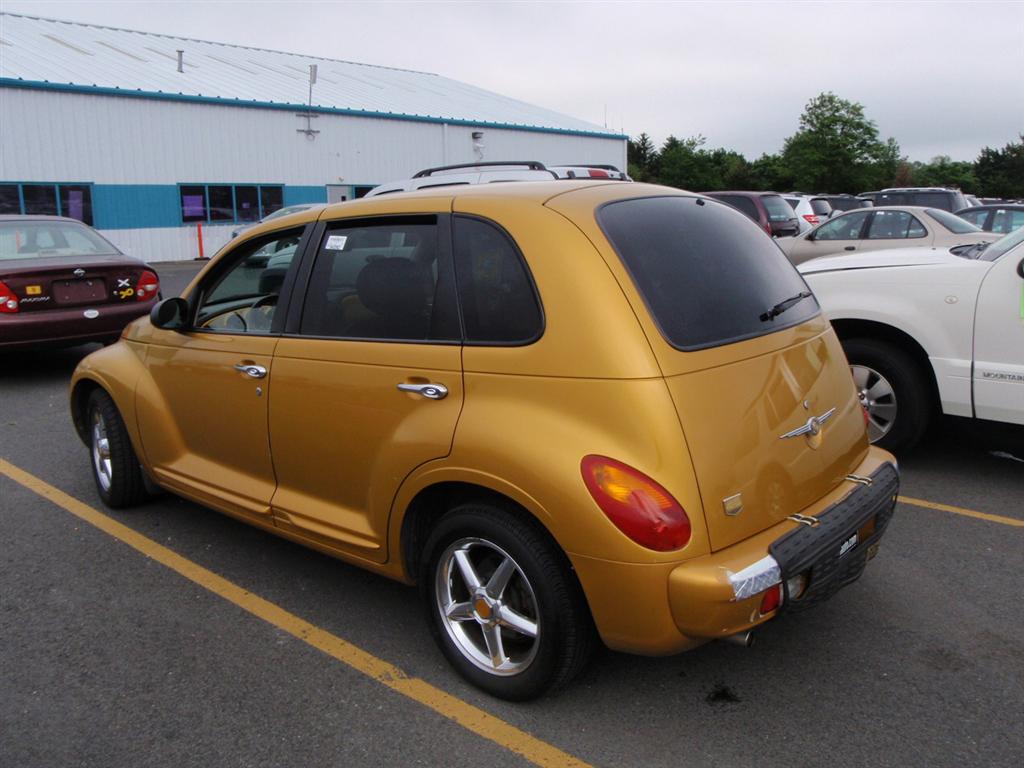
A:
0 78 629 141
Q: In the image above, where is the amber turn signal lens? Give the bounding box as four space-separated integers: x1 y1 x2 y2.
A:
580 455 691 551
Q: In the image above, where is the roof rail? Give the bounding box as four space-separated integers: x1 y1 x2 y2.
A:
413 161 549 178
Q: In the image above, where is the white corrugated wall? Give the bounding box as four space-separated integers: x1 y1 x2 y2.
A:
1 89 626 186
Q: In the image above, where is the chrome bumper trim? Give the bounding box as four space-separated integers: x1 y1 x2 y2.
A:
728 555 782 600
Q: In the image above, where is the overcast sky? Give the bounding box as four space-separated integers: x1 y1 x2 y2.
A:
4 0 1022 162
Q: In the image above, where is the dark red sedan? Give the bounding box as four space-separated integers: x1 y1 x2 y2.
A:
0 215 160 350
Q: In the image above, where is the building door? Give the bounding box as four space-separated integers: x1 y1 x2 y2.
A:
326 185 349 204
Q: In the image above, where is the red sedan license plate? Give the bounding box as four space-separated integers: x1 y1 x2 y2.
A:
54 279 107 304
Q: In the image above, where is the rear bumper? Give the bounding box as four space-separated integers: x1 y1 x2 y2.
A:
571 448 898 655
0 300 155 349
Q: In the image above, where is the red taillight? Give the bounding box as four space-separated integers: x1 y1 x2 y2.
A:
587 169 610 178
764 222 772 235
580 455 691 551
759 584 782 615
136 269 159 302
0 279 19 313
803 214 820 226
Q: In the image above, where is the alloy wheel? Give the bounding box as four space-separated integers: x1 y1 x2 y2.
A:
851 364 897 443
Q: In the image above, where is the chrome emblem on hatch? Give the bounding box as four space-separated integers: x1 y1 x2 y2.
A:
779 407 837 440
73 268 86 277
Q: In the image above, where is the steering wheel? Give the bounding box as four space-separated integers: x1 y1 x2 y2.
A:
251 293 278 310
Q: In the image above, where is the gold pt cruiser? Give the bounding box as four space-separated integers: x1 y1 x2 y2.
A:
70 181 898 700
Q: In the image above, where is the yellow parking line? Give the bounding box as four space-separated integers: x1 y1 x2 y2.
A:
0 459 592 768
898 495 1024 528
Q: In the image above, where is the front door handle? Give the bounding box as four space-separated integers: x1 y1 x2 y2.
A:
234 363 267 379
844 246 856 251
397 382 448 400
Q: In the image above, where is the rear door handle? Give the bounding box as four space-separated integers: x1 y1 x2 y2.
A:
234 363 267 379
397 382 448 400
844 246 856 251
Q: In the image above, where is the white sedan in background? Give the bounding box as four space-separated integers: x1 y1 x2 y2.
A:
784 205 999 265
800 227 1024 451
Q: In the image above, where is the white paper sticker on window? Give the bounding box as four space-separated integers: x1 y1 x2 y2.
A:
325 235 348 251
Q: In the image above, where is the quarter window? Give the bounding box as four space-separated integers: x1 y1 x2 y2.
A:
813 210 870 240
991 209 1024 234
453 216 543 344
299 218 459 343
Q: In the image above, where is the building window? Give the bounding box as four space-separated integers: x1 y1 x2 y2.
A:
179 184 284 224
0 183 94 225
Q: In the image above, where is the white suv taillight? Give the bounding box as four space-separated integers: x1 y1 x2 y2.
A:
803 214 820 226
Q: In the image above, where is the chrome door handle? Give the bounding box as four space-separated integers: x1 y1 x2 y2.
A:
397 382 448 400
234 363 267 379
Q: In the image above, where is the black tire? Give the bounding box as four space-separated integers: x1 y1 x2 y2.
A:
85 389 149 508
842 337 932 453
420 503 595 701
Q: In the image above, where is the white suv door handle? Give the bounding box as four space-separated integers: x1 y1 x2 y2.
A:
234 363 267 379
397 382 448 400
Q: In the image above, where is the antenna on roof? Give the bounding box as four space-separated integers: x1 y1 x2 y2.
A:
296 64 320 140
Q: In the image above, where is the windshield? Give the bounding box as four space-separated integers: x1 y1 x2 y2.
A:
0 220 119 260
926 208 982 235
598 196 819 350
979 225 1024 262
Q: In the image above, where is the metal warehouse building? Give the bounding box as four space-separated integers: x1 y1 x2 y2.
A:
0 13 627 261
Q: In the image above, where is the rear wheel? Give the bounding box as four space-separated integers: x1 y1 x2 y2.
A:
420 503 594 701
86 389 149 508
843 337 931 453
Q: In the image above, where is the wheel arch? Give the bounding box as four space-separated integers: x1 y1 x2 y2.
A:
396 478 573 589
829 318 941 412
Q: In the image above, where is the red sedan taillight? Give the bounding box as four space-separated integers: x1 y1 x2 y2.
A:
0 279 19 313
803 214 820 226
136 270 159 302
581 455 691 551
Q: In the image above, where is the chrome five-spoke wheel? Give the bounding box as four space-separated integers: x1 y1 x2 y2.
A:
435 537 540 676
91 408 113 493
851 363 897 443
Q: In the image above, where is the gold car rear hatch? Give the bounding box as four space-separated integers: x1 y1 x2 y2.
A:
548 189 869 551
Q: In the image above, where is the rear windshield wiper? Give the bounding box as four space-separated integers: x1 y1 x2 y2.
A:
760 291 812 322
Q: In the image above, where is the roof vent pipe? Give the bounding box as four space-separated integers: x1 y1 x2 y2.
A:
176 49 184 73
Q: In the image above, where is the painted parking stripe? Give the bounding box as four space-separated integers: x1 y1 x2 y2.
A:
898 495 1024 528
0 459 592 768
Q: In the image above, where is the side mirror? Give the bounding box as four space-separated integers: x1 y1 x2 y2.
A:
150 297 189 330
1017 259 1023 279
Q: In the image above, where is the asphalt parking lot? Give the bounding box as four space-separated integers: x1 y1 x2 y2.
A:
2 262 1022 768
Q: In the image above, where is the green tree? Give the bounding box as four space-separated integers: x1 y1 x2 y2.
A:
627 132 658 181
974 134 1024 199
908 155 977 191
781 92 901 193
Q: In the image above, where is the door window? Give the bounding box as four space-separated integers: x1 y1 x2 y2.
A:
866 210 926 239
195 229 304 334
813 210 870 240
298 218 459 342
991 209 1024 234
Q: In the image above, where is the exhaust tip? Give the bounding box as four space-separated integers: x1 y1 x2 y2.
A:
720 631 755 648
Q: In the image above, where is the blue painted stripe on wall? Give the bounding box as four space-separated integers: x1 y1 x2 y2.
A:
92 185 182 229
283 186 328 206
0 78 629 141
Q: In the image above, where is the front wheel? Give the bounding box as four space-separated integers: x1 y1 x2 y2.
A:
86 389 150 508
420 504 594 701
843 338 932 453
